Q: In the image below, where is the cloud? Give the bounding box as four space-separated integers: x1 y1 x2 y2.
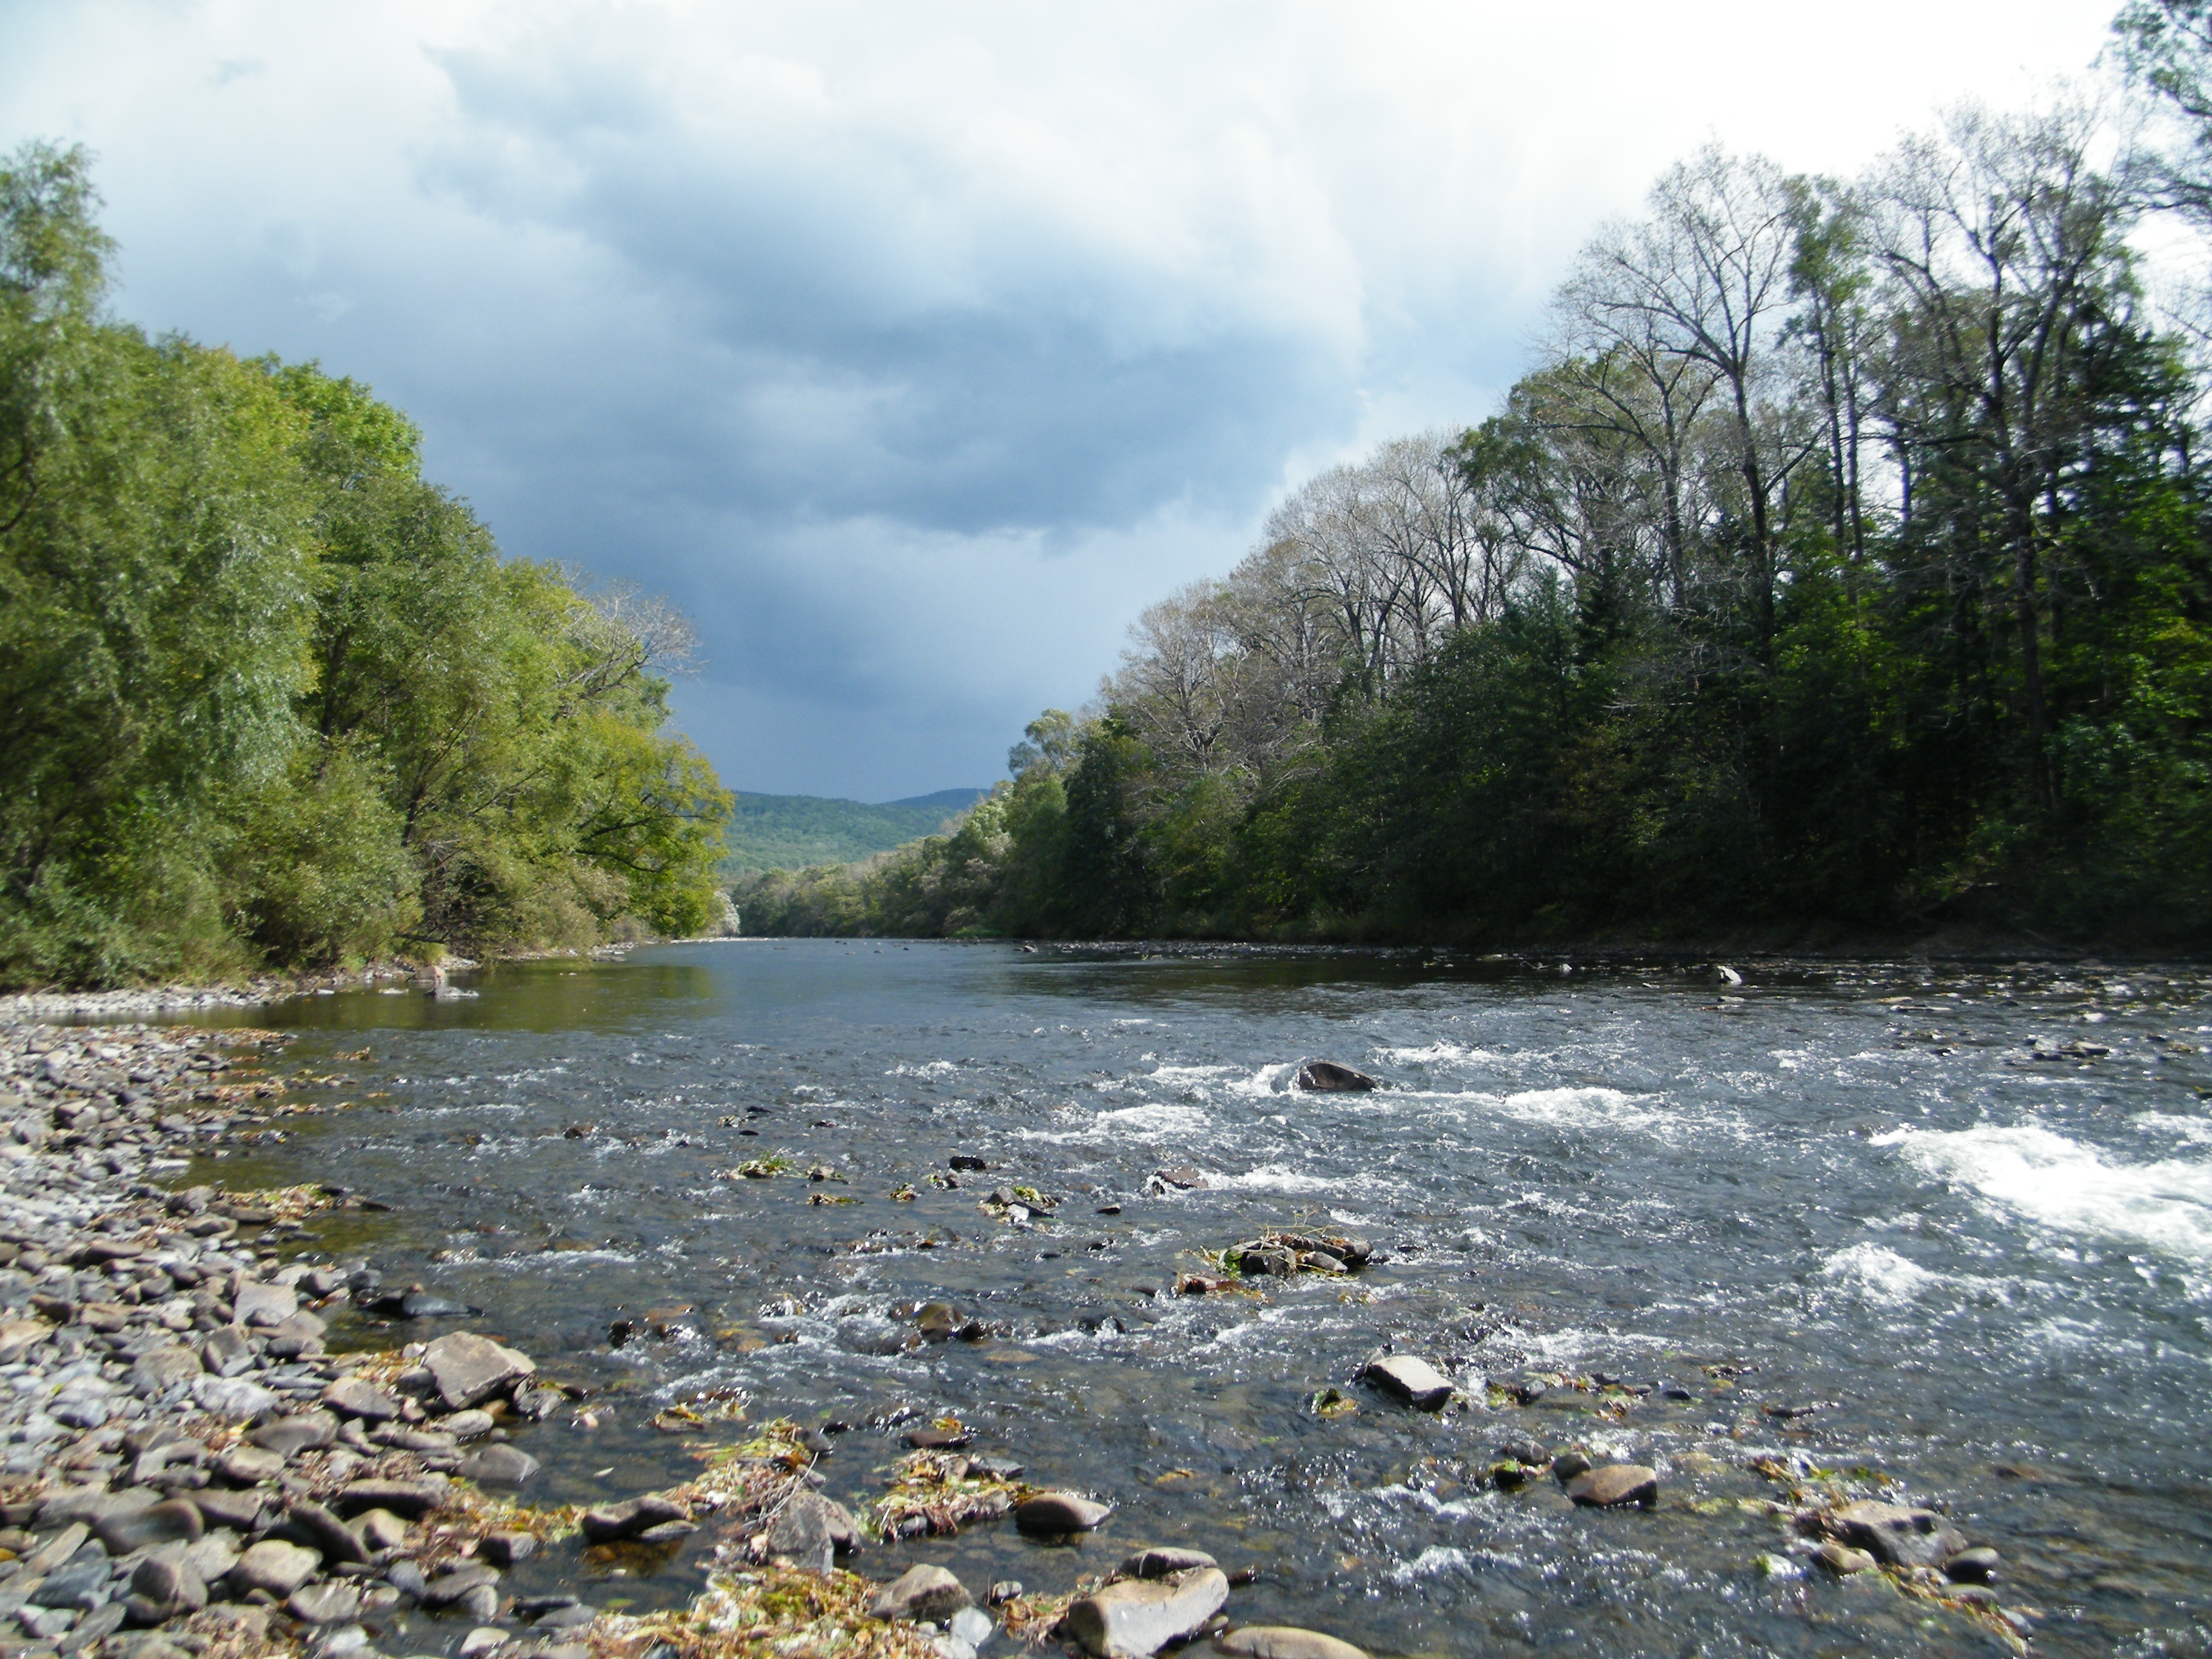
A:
0 0 2122 797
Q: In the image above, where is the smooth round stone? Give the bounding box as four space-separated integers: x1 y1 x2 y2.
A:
1566 1464 1660 1508
231 1539 323 1597
1945 1546 2000 1584
289 1581 364 1626
1119 1547 1218 1580
94 1498 203 1554
1215 1627 1372 1659
1814 1541 1876 1576
1013 1492 1112 1536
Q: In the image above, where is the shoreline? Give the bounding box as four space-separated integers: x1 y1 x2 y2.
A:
0 1019 948 1659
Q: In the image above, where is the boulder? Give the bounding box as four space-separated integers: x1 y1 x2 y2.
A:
1215 1629 1370 1659
1566 1464 1658 1509
229 1539 320 1597
333 1478 448 1518
232 1281 297 1327
127 1557 207 1622
189 1487 266 1531
870 1563 971 1622
288 1581 363 1626
249 1412 336 1456
1293 1061 1377 1093
131 1346 204 1390
763 1493 861 1571
1945 1546 2000 1584
579 1493 688 1543
94 1499 204 1554
215 1443 286 1484
1014 1491 1113 1535
1830 1501 1968 1569
321 1376 402 1421
1360 1355 1452 1410
423 1332 534 1409
353 1508 410 1552
1065 1567 1229 1658
1119 1547 1218 1580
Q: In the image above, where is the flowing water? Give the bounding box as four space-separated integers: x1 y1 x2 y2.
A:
173 941 2212 1657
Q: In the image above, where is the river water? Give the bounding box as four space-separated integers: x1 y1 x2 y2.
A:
177 941 2212 1657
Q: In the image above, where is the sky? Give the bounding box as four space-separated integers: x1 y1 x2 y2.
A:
0 1 2127 801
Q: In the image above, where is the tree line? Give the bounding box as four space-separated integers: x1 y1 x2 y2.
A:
0 143 732 987
741 32 2212 945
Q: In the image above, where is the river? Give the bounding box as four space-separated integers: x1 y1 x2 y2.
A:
175 940 2212 1657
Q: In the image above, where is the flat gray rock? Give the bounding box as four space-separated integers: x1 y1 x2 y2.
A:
1066 1567 1228 1658
229 1540 320 1598
454 1444 541 1486
1215 1629 1370 1659
232 1282 297 1328
870 1563 971 1621
423 1332 534 1410
1361 1355 1452 1410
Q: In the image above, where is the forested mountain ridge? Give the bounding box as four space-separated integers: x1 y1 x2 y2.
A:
0 144 732 987
740 65 2212 946
721 789 987 876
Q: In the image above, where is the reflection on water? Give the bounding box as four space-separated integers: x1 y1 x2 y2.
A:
179 941 2212 1657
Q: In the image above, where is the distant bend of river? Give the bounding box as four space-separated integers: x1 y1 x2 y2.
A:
185 941 2212 1658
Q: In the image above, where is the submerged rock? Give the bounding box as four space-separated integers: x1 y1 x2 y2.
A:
422 1331 534 1409
1830 1501 1968 1569
1293 1061 1377 1093
1118 1547 1218 1580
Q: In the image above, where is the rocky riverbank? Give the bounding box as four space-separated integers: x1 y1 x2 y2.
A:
0 1024 1390 1659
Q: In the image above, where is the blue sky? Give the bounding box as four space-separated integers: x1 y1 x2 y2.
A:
0 1 2119 799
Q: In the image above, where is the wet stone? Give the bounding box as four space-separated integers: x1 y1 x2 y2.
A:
480 1531 537 1567
1360 1355 1453 1410
1944 1546 2000 1583
1567 1464 1659 1509
422 1565 500 1606
1213 1629 1371 1659
1067 1567 1229 1658
1014 1492 1112 1536
454 1444 541 1486
1814 1541 1876 1576
580 1494 688 1543
422 1332 534 1409
1119 1548 1219 1580
1831 1501 1968 1569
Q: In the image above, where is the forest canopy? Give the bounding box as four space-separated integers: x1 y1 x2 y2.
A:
740 71 2212 947
0 142 732 987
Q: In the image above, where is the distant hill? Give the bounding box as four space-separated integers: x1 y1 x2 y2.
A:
719 788 991 877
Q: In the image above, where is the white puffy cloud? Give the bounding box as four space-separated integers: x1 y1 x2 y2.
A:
0 0 2119 796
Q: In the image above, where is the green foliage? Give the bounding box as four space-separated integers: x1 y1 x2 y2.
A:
719 791 982 877
0 142 732 985
741 111 2212 951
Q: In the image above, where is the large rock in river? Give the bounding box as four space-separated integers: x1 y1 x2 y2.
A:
1360 1354 1452 1409
1215 1629 1370 1659
1067 1567 1228 1658
423 1332 534 1409
1830 1500 1968 1569
1566 1464 1658 1509
1294 1061 1377 1093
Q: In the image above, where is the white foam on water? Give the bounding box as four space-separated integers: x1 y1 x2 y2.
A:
1390 1546 1476 1583
1212 1163 1345 1195
1223 1062 1296 1099
1876 1121 2212 1265
2135 1112 2212 1146
1147 1064 1236 1088
1411 1084 1668 1134
1377 1041 1504 1065
1016 1101 1211 1145
1817 1242 1944 1305
884 1061 958 1079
